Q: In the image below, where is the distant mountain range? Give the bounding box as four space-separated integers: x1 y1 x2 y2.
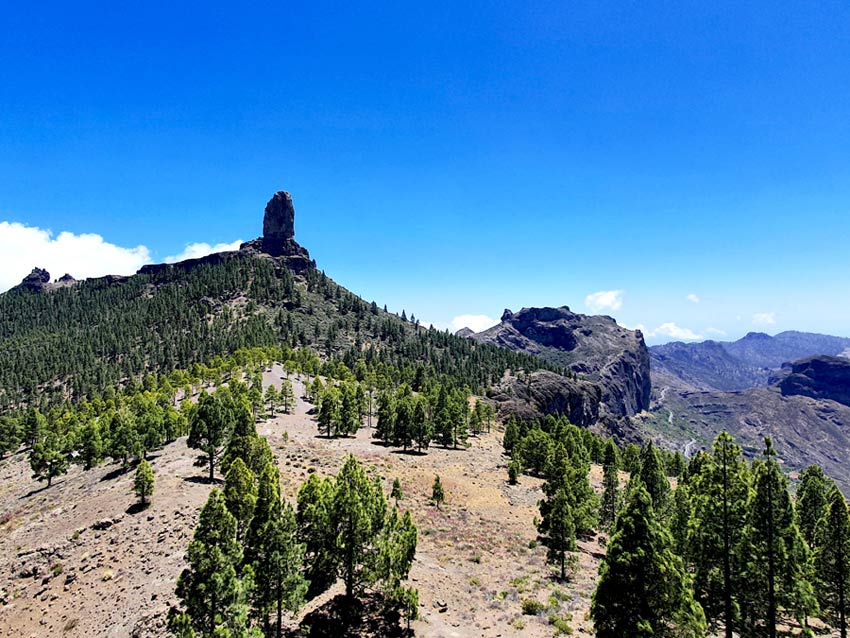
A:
645 331 850 492
650 331 850 392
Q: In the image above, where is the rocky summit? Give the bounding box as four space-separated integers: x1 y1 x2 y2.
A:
240 190 314 270
466 305 651 421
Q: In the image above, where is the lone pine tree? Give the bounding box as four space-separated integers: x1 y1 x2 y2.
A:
188 391 231 482
431 475 445 509
133 459 155 507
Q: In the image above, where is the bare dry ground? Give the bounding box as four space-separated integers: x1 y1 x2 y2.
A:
0 365 834 637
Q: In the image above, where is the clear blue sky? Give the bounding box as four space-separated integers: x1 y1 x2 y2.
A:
1 1 849 343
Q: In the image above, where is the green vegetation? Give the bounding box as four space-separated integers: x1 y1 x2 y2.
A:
431 475 445 509
133 459 155 507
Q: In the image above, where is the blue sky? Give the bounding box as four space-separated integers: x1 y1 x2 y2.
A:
1 2 849 343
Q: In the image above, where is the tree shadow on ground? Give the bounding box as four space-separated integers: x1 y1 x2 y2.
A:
100 465 133 482
390 449 427 457
182 476 223 485
286 594 412 638
19 483 51 499
125 502 150 515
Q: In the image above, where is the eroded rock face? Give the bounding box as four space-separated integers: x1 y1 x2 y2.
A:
261 191 296 255
238 190 314 271
471 306 651 418
19 268 50 292
779 355 850 407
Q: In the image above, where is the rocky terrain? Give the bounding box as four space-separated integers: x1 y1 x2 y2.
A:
464 306 651 420
0 367 607 638
643 354 850 493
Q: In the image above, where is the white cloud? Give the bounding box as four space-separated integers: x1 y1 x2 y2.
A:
585 289 624 312
164 239 243 264
0 221 151 293
706 327 727 336
686 293 700 304
652 322 703 341
450 314 496 334
752 312 776 326
621 320 703 341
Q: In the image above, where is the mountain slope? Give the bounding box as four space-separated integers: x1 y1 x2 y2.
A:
0 191 558 412
467 306 651 419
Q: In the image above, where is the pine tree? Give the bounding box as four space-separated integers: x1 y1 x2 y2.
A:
686 431 751 637
0 415 20 457
394 393 415 451
330 456 389 599
797 464 832 548
224 458 258 542
813 485 850 638
600 439 620 529
739 438 815 637
264 384 279 417
75 419 103 470
295 472 336 596
503 415 519 456
591 481 706 638
339 382 360 436
108 409 141 466
253 501 308 638
391 478 403 506
173 490 246 638
508 460 520 485
29 432 69 487
317 387 339 437
375 391 395 443
541 444 599 538
188 392 231 482
279 380 294 414
636 441 670 516
133 459 155 506
621 443 641 474
220 399 260 476
412 398 433 453
431 475 445 509
540 487 576 580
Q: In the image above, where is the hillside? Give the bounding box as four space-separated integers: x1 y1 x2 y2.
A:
465 306 651 421
0 192 558 414
0 367 605 638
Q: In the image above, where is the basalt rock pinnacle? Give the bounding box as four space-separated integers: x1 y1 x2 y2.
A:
240 190 314 271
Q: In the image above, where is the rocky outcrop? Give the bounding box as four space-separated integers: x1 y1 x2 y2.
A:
779 355 850 407
488 370 599 426
19 267 51 292
240 190 315 271
470 306 651 418
455 327 475 339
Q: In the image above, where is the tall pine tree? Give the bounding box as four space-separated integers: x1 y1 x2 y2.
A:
591 480 706 638
813 485 850 638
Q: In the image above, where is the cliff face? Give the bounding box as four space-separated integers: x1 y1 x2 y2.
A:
468 306 651 419
779 355 850 407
